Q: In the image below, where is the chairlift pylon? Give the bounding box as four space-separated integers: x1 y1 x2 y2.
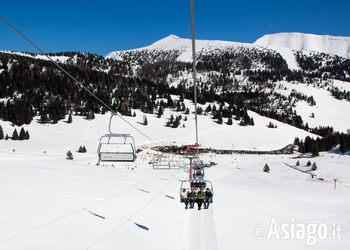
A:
97 113 137 162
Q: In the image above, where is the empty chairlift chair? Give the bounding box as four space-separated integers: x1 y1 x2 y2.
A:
97 113 137 162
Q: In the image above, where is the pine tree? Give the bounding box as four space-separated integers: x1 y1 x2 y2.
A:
227 118 233 125
40 112 49 124
12 129 19 140
24 130 30 140
249 117 255 126
176 102 181 112
66 150 74 160
217 112 223 124
51 111 58 124
296 161 300 166
68 114 73 123
263 163 270 173
157 106 163 118
306 160 311 166
87 110 95 120
19 127 26 140
167 95 173 107
143 115 148 126
312 142 319 157
0 125 4 140
311 162 317 171
78 146 87 153
340 138 348 154
206 104 212 113
173 116 180 128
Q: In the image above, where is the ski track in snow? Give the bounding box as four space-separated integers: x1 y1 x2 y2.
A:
0 186 105 200
180 206 219 250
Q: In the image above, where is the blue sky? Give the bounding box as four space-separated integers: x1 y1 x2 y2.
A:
1 0 349 56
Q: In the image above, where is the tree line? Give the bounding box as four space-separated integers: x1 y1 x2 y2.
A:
294 131 350 156
0 125 30 140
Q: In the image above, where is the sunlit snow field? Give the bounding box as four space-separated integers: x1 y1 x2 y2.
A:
0 98 349 249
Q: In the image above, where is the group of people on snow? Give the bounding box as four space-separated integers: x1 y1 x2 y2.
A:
181 187 212 210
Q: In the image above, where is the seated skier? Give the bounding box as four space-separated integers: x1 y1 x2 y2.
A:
203 188 213 209
188 187 197 209
197 187 205 210
181 188 189 209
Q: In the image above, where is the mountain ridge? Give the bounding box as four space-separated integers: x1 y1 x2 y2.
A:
105 32 350 72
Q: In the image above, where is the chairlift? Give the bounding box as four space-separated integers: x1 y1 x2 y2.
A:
152 155 170 169
180 179 214 203
184 155 205 179
192 159 205 179
178 0 214 207
97 113 137 162
152 155 181 169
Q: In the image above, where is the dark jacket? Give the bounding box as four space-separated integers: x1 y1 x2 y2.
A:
205 190 212 199
188 191 197 198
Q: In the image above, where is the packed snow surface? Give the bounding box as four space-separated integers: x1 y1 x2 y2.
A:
0 98 349 249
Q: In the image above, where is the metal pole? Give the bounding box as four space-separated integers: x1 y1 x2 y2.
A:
189 158 193 180
190 0 199 156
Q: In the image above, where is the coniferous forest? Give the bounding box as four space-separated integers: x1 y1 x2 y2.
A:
0 46 349 153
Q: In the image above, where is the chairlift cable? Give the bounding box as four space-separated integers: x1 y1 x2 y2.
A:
0 15 159 146
190 0 199 156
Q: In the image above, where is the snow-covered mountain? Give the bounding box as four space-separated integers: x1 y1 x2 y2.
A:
1 33 349 147
1 33 350 249
105 33 350 73
105 34 253 62
254 32 350 59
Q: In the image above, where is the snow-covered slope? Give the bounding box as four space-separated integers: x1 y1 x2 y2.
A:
254 32 350 59
1 46 350 248
0 102 349 249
